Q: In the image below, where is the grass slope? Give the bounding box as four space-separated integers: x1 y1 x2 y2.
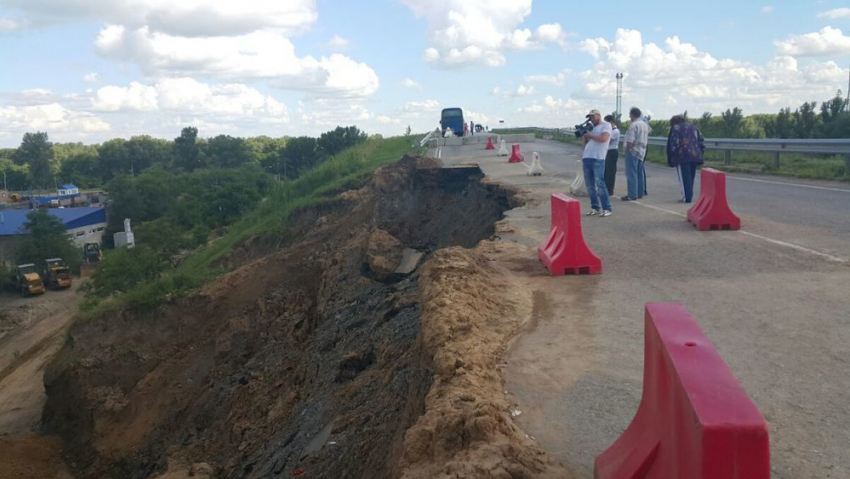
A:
82 135 420 318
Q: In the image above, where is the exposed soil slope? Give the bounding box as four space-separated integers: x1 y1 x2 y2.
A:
43 156 555 479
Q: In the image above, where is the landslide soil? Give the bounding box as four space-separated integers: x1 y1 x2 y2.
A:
43 156 566 479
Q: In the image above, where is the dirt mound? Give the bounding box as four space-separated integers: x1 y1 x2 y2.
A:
43 156 534 479
400 244 569 479
0 435 73 479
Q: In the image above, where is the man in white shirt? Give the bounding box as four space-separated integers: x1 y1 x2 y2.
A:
622 107 650 201
582 109 612 217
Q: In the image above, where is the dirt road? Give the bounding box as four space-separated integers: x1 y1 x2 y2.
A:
0 284 80 478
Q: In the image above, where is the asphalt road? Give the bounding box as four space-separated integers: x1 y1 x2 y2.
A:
435 139 850 479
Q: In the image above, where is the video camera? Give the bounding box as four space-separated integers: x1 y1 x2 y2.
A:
573 116 594 138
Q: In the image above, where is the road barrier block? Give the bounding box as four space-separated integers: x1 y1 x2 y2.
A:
595 303 770 479
687 168 740 231
509 143 524 163
498 139 509 156
537 194 602 275
485 136 496 150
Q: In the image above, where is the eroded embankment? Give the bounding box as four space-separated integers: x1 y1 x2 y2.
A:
43 155 568 479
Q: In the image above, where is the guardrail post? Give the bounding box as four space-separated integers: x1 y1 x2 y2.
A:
724 150 732 165
845 154 850 178
772 152 780 169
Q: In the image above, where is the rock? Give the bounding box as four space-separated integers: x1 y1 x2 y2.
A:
365 230 404 281
395 248 425 276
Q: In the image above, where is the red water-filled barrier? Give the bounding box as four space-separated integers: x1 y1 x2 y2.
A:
537 193 602 275
508 143 524 163
485 136 496 150
595 303 770 479
687 168 741 231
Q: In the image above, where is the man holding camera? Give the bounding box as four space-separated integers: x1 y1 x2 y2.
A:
622 106 650 201
581 109 613 217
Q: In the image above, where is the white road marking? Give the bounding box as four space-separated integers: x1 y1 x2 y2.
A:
737 231 847 264
721 174 850 193
632 200 847 264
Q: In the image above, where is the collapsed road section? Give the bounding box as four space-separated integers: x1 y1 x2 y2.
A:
41 156 568 479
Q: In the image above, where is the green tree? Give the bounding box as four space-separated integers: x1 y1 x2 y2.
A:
14 132 54 188
204 135 254 168
174 127 204 171
0 159 29 191
317 126 367 157
14 209 81 272
282 136 320 177
820 90 848 124
720 107 744 137
60 151 100 188
793 102 819 138
97 138 130 182
126 135 174 173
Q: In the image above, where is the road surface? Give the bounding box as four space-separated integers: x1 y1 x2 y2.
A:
436 138 850 479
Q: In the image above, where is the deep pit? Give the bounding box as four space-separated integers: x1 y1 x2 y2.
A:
42 156 518 479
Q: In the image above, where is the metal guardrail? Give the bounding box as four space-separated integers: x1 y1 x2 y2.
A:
419 130 436 148
495 127 850 176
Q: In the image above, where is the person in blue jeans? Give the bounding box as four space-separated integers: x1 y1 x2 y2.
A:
581 109 612 217
622 107 650 201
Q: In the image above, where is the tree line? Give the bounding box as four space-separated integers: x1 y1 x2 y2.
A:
640 90 850 139
0 125 368 191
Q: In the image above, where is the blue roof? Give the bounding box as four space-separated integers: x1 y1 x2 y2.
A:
59 184 78 190
0 207 107 236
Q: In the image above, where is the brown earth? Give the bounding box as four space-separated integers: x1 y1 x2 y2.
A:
0 435 73 479
40 156 567 478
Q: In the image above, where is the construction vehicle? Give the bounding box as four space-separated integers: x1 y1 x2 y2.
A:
16 263 45 297
43 258 72 289
80 242 103 278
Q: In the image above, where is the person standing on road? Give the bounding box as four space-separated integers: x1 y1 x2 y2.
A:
582 109 613 217
603 114 620 195
667 115 705 203
622 107 650 201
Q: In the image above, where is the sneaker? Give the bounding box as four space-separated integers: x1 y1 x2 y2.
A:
586 209 600 216
620 196 636 202
600 210 612 217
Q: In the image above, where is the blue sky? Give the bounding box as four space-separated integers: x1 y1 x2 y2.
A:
1 0 849 146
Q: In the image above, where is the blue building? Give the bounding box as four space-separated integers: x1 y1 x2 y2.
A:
0 207 107 267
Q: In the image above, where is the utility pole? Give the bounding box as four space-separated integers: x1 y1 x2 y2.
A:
615 72 624 120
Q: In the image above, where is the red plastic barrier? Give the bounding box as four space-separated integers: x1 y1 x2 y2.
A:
508 143 524 163
485 136 496 150
687 168 741 231
595 303 770 479
537 193 602 275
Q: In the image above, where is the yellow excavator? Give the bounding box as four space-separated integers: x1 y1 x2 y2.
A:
43 258 73 289
16 263 46 297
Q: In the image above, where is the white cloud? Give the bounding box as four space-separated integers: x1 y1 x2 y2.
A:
508 28 850 127
0 17 24 32
93 82 158 111
400 0 563 67
762 6 773 14
403 99 440 112
323 34 350 50
95 26 379 97
491 84 537 98
401 78 420 88
524 70 569 86
83 72 100 82
0 0 318 36
817 8 850 20
91 78 289 121
0 103 110 134
376 115 400 124
775 27 850 56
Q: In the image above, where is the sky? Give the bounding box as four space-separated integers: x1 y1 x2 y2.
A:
0 0 849 147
